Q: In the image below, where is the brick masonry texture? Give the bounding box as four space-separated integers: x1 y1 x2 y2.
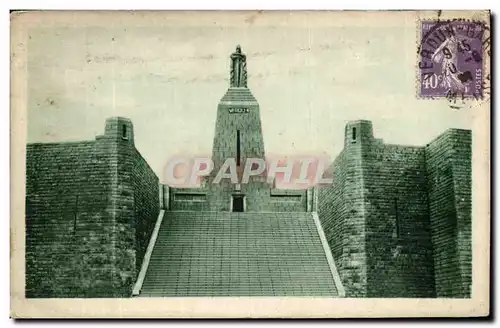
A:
168 186 308 212
26 140 115 297
426 129 472 298
318 120 472 298
208 88 269 212
25 117 159 298
363 143 435 297
318 134 367 297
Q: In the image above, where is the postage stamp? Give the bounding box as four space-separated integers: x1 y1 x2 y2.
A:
418 19 486 99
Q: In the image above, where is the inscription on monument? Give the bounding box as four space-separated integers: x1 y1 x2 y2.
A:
228 108 250 113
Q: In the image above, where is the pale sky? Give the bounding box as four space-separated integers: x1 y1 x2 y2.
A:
26 12 477 179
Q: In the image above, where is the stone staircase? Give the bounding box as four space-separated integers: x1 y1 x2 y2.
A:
137 211 342 297
220 87 257 103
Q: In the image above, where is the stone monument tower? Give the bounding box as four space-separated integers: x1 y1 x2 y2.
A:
207 45 270 212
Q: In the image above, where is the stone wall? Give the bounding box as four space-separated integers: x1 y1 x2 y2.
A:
319 120 471 298
206 180 273 212
26 139 117 297
426 129 472 298
318 151 353 292
133 151 160 273
318 120 370 297
363 144 435 297
269 189 307 212
25 117 160 298
130 148 160 276
170 188 209 211
168 184 308 212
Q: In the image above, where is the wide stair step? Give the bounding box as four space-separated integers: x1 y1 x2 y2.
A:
139 211 339 297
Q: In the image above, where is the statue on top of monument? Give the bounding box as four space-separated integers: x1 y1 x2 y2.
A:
230 45 247 88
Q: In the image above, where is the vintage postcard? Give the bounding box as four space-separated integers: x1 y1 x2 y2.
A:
10 10 490 318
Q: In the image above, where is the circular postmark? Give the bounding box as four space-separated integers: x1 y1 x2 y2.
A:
417 14 490 109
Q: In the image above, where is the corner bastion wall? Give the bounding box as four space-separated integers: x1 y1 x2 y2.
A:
25 117 160 297
318 120 471 298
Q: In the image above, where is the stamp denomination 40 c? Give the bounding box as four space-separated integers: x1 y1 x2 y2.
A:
418 19 486 100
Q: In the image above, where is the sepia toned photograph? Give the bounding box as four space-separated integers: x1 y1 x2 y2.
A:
10 10 490 318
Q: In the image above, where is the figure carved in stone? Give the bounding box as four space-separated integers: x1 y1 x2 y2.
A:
230 45 247 87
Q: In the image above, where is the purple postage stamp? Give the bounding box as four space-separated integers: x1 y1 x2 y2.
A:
418 19 485 99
